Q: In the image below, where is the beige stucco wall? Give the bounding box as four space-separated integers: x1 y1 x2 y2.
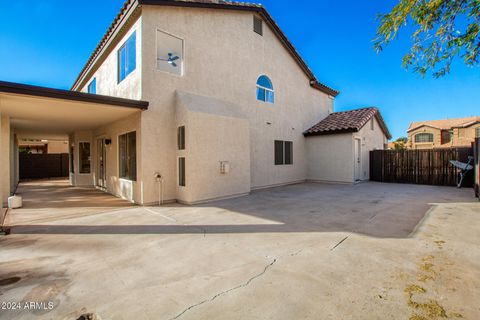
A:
80 18 142 101
1 114 11 204
306 117 387 183
175 92 250 204
408 127 441 149
92 113 142 203
306 133 354 183
138 6 332 204
408 123 479 149
354 117 388 180
456 123 480 147
47 140 68 154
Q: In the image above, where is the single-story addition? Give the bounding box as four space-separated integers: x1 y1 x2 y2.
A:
304 108 391 184
0 0 392 212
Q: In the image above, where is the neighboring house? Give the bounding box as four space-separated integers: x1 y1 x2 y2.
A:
0 0 390 208
18 139 68 154
304 108 391 183
408 116 480 149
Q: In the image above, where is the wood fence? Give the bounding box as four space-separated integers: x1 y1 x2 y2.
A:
370 147 474 187
475 139 479 198
19 153 69 180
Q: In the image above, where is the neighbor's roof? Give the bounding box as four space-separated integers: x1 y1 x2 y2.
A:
71 0 339 97
304 107 392 139
407 116 480 132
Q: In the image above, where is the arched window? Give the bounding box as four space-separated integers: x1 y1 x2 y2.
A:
415 133 434 143
256 75 274 103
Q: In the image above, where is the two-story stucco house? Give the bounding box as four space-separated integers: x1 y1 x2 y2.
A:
0 0 390 211
408 116 480 149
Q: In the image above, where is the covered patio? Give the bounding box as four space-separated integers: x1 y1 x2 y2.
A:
0 81 148 223
2 179 134 227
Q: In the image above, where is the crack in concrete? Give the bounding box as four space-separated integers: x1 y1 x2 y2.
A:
169 258 277 320
330 236 349 251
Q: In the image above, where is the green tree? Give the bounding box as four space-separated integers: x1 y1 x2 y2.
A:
374 0 480 77
396 136 408 143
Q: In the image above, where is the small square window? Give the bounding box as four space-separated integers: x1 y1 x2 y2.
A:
274 140 293 165
253 16 263 35
157 29 184 76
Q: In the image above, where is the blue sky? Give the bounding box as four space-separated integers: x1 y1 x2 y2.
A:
1 0 479 139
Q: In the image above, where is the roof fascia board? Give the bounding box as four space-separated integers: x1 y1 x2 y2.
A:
74 0 339 97
0 81 149 110
71 0 140 91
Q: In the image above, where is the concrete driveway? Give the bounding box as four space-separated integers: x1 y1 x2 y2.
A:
0 181 479 319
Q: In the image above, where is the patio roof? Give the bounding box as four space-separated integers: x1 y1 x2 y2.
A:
0 81 149 134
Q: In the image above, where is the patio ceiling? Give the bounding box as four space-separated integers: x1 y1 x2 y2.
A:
0 81 148 134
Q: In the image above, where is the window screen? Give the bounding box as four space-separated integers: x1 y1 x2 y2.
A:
274 140 284 165
178 126 185 150
275 140 293 165
179 157 186 187
88 78 96 94
118 32 136 83
253 16 263 35
79 142 91 174
284 141 293 165
415 133 434 143
119 131 137 181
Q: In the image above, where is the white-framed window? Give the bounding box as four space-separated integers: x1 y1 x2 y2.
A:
118 32 136 83
256 75 274 103
415 133 434 143
78 142 91 174
156 29 184 76
274 140 293 165
119 131 137 181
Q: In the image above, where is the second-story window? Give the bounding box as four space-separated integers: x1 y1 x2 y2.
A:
415 133 434 143
88 78 96 94
253 16 263 35
118 31 136 83
256 75 274 104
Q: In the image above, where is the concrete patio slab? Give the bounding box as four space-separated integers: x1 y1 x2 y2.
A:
0 181 478 320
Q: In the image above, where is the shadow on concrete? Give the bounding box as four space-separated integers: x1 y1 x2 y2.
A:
6 182 476 239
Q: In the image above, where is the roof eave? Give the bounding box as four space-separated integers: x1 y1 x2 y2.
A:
0 81 149 110
72 0 339 97
303 128 358 137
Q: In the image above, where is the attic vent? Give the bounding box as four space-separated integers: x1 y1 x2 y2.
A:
253 16 263 35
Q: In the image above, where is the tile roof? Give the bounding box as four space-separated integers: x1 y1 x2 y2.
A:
71 0 339 97
304 107 392 139
407 116 480 132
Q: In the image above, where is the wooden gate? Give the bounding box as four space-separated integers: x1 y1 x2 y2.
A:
19 153 69 180
370 147 474 187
